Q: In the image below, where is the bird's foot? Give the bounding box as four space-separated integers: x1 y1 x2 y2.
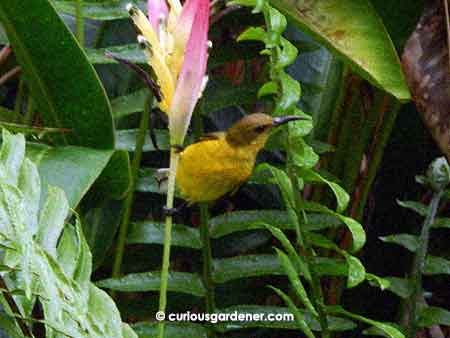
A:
162 202 186 216
171 144 185 153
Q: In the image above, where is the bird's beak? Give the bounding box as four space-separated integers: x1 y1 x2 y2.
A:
272 115 307 126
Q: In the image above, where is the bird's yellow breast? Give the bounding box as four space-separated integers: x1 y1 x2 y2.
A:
176 135 259 203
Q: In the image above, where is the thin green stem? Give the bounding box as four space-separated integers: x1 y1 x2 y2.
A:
23 95 34 125
112 94 153 284
14 79 25 123
158 149 180 338
0 276 33 337
354 99 401 221
75 0 85 46
408 191 442 338
193 107 216 338
200 203 216 313
94 21 109 49
287 145 329 338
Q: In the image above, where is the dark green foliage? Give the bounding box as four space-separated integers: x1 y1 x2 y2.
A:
0 0 444 337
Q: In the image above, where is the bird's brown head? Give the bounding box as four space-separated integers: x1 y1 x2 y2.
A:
226 113 306 148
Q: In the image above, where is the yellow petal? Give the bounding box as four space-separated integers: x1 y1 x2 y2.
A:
129 6 175 113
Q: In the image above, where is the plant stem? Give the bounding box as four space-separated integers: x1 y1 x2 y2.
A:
75 0 85 46
23 95 34 125
112 94 153 285
0 276 32 337
354 99 401 221
158 148 180 338
14 79 25 123
287 151 329 338
408 190 442 338
200 203 216 312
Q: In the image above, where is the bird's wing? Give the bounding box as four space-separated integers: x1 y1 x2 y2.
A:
196 132 226 143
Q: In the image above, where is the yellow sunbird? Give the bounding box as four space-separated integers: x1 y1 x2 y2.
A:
170 113 306 206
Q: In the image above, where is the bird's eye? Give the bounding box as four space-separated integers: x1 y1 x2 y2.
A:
254 125 267 133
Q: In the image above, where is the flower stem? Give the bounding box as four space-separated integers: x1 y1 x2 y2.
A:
158 148 180 338
200 203 216 312
75 0 85 46
408 190 442 338
112 94 153 287
354 99 401 221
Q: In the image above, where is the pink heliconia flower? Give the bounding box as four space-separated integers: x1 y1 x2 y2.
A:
127 0 210 144
147 0 169 31
169 0 209 144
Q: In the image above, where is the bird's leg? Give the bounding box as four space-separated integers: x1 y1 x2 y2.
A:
162 201 187 216
171 144 185 153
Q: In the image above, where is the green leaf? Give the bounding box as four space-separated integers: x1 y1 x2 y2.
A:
57 225 80 279
269 0 410 101
209 209 341 238
306 233 365 288
212 255 347 283
365 273 390 291
379 234 419 252
425 157 450 191
363 323 404 338
88 284 123 337
313 257 348 277
304 202 366 252
217 305 356 332
343 254 366 288
122 323 139 338
269 287 315 338
275 248 317 315
238 27 267 43
290 136 319 169
0 0 115 148
82 200 123 269
383 277 413 298
26 143 112 208
432 217 450 229
0 129 25 186
0 310 24 337
93 150 131 200
201 80 259 114
116 129 170 152
424 255 450 275
212 254 283 283
0 132 134 337
267 6 287 34
256 164 295 209
417 306 450 327
277 71 301 112
258 81 278 97
371 0 425 49
97 271 206 297
53 0 146 20
133 322 208 338
111 88 150 119
396 200 428 216
86 44 146 65
297 167 349 213
127 222 202 249
326 305 405 338
36 186 68 258
210 210 290 238
264 224 311 281
277 37 298 68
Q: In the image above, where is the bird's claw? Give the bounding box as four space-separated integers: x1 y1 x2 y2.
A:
162 206 181 216
171 144 184 153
